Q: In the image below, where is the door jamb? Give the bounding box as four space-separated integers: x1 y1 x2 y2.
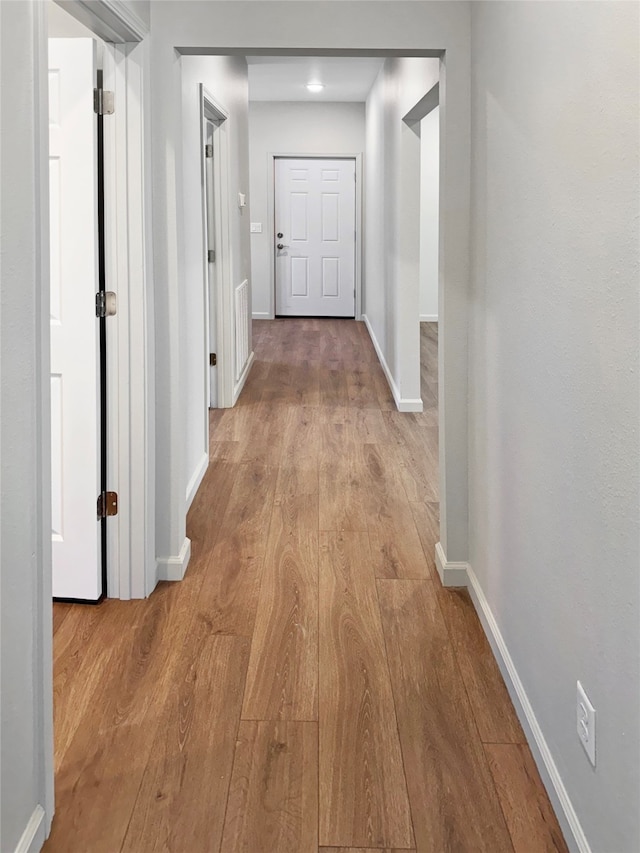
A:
199 85 233 411
268 153 363 321
102 39 153 599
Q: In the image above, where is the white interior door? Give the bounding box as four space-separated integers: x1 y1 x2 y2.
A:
205 118 218 407
49 38 102 601
275 158 356 317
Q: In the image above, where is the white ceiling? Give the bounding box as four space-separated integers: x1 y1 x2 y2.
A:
247 56 384 102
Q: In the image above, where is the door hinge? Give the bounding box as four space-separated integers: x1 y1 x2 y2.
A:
210 353 217 366
96 291 117 318
205 143 213 158
93 88 114 116
97 491 118 519
208 249 216 263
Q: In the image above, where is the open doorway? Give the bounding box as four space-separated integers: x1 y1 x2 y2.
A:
419 102 440 328
45 0 152 603
42 0 152 843
418 95 440 413
200 87 230 412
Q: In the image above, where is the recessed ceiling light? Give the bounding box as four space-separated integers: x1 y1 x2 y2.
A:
306 82 324 93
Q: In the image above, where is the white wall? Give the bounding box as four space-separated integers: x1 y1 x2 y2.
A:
127 0 150 28
248 100 365 318
181 55 251 507
53 0 150 39
364 57 439 407
420 105 439 321
48 0 97 38
469 3 639 850
149 0 472 583
0 1 53 849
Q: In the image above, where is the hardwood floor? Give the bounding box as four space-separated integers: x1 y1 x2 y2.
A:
45 319 568 853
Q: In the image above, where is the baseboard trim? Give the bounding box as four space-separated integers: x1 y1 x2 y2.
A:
157 537 191 582
434 541 469 586
466 565 591 853
233 350 255 405
186 452 209 511
420 314 438 322
14 806 46 853
251 311 272 320
362 314 423 413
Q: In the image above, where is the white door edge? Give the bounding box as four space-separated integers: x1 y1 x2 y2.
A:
49 36 101 602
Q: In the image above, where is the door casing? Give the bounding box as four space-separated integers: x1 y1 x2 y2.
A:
101 39 154 600
266 152 363 321
199 84 234 412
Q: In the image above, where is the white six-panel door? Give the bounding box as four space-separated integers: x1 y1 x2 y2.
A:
275 158 356 317
49 38 102 600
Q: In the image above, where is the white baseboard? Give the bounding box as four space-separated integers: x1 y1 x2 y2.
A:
362 314 423 413
14 806 46 853
435 541 469 586
396 397 423 413
233 350 255 405
420 314 438 322
453 562 591 853
157 537 191 582
252 311 272 320
186 451 209 511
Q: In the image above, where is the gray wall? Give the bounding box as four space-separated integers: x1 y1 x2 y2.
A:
0 1 53 849
7 3 638 852
469 2 640 850
127 0 150 28
248 100 366 318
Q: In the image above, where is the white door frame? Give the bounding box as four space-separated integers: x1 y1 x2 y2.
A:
45 2 152 601
199 85 233 412
267 152 363 321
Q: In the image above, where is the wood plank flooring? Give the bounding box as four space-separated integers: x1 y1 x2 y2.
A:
45 319 568 853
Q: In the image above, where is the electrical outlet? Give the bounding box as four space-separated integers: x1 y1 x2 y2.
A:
250 222 262 233
577 681 596 767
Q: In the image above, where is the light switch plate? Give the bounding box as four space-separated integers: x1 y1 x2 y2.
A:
577 681 596 767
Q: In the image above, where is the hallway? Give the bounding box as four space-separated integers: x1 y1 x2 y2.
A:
47 320 566 852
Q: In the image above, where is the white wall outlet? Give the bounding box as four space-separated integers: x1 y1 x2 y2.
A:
577 681 596 767
250 222 262 233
